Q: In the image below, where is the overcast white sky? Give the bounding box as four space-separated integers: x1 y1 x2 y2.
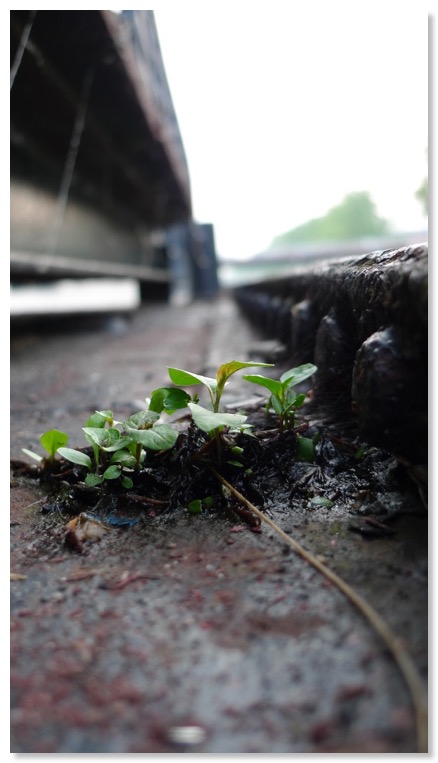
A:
152 3 429 260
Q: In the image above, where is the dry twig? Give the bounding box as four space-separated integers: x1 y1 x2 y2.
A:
212 469 428 753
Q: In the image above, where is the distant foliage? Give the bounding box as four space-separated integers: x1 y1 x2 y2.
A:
415 178 428 216
271 191 391 247
415 148 428 216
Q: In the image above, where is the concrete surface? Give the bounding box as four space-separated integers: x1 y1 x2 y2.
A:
10 294 428 753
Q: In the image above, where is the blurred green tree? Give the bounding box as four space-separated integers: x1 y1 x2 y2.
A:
271 191 391 247
415 148 428 216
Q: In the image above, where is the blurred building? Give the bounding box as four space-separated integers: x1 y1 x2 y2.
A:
10 10 218 309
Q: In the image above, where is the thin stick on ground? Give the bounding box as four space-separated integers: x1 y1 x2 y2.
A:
212 469 428 753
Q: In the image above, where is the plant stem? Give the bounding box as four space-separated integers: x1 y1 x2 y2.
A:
211 469 428 753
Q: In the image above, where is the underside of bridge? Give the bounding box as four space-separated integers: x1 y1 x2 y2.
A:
10 10 192 283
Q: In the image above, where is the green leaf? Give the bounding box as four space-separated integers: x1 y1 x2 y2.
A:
280 363 317 388
167 367 218 397
84 473 104 486
82 427 131 453
188 402 248 435
149 387 191 414
84 411 107 428
293 392 307 407
95 409 114 421
296 436 315 462
227 460 244 468
124 410 159 430
187 499 203 514
101 437 133 453
109 449 137 467
21 448 43 463
82 427 113 448
187 495 213 513
271 396 283 416
121 476 134 489
40 429 69 458
84 410 115 428
103 464 122 480
238 424 256 437
163 388 192 412
284 392 306 411
127 424 179 451
355 446 367 460
148 388 168 413
57 447 92 470
309 496 334 507
242 374 282 397
217 360 274 387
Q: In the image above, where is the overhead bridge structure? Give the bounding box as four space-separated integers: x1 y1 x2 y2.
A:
10 10 218 302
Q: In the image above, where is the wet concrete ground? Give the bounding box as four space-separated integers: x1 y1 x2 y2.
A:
10 294 428 753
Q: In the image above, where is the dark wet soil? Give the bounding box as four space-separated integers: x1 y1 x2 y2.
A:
10 296 428 753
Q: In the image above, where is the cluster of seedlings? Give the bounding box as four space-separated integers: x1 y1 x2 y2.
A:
13 359 428 750
19 360 321 522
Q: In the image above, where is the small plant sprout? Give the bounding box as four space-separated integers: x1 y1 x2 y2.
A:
84 409 117 428
243 363 317 432
58 424 135 488
24 360 317 491
355 445 367 460
295 432 318 463
123 410 179 469
57 408 179 488
168 360 274 413
23 428 69 465
168 361 271 464
57 445 135 489
187 496 214 514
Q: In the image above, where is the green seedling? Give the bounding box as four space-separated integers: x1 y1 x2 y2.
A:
186 401 253 466
354 445 367 460
58 407 178 487
57 446 134 489
187 495 214 514
124 410 179 469
81 426 132 471
25 360 318 499
296 433 317 462
85 464 134 490
227 444 245 468
84 409 116 428
23 428 69 465
168 360 274 413
295 430 320 462
57 441 134 489
243 363 317 431
168 360 272 464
